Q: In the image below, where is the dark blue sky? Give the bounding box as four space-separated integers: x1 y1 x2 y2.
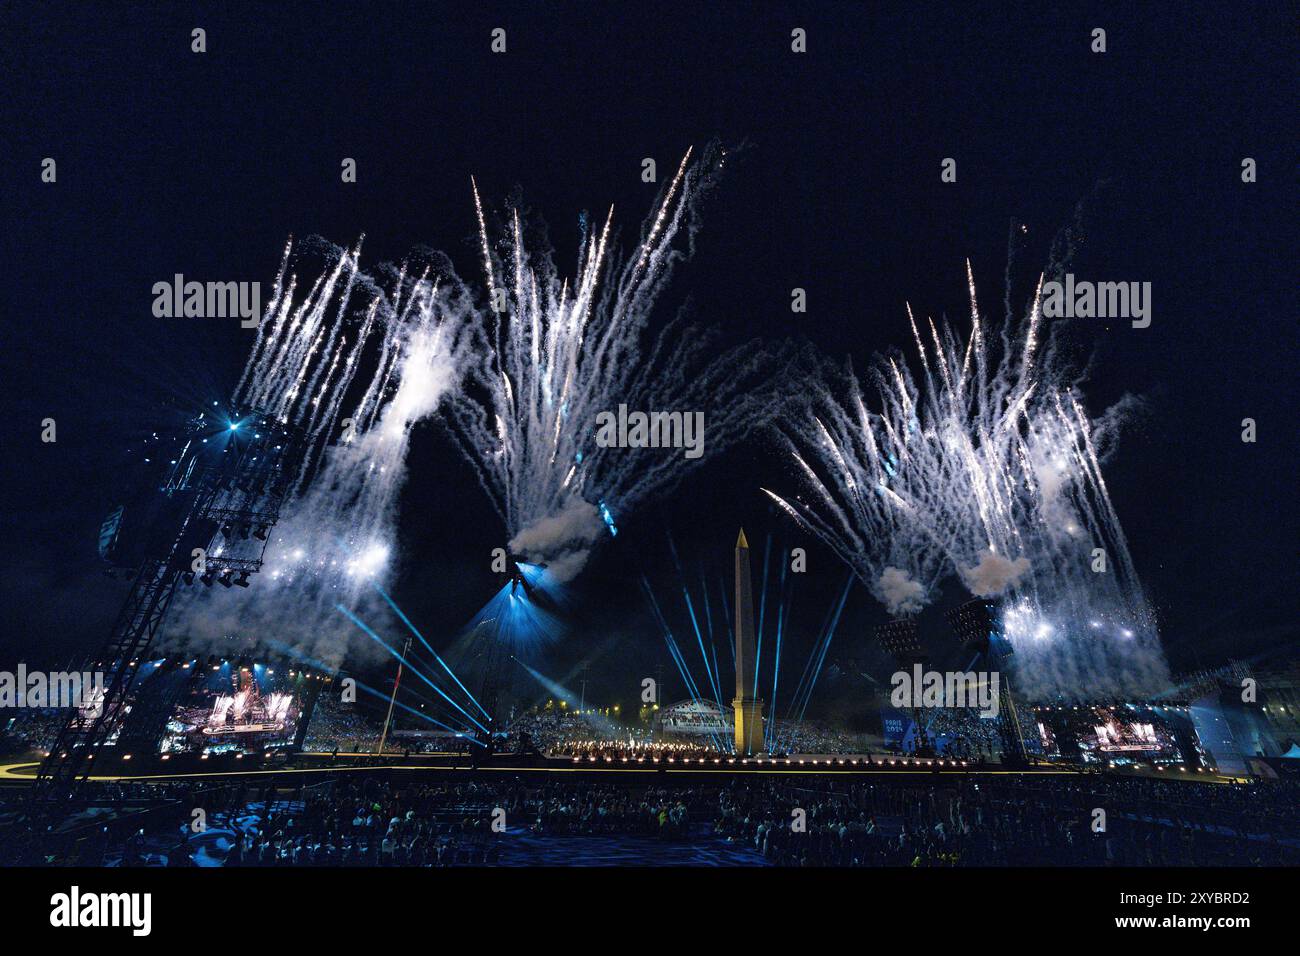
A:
1 3 1294 705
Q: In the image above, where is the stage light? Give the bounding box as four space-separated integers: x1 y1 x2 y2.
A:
234 572 251 588
218 573 234 587
182 572 195 586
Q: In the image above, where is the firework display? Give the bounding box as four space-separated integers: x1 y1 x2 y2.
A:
766 252 1168 700
448 145 783 582
170 239 474 663
5 5 1292 898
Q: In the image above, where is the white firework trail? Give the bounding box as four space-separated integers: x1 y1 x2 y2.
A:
449 143 788 582
767 237 1168 700
170 238 473 664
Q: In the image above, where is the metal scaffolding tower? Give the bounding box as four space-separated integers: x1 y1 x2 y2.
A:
32 407 304 805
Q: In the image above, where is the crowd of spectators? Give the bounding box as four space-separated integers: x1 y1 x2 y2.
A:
0 709 64 755
223 780 504 866
766 720 874 755
10 768 1296 867
300 699 382 753
914 708 1006 759
504 710 637 754
717 776 1300 866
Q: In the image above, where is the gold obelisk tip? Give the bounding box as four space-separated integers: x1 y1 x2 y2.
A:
736 528 749 550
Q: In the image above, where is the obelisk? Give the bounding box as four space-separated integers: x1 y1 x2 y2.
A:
732 528 765 755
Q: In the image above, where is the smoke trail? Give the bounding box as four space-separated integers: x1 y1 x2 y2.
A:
762 353 950 615
448 143 797 580
769 227 1169 700
167 240 473 665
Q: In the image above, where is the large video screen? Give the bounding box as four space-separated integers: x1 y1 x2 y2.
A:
1035 704 1185 764
162 664 301 754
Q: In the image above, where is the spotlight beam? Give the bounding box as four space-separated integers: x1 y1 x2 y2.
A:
782 572 853 749
374 584 492 721
260 640 485 745
667 534 727 722
335 605 491 736
642 577 726 752
351 678 484 744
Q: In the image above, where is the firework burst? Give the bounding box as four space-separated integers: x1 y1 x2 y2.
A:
449 144 785 582
767 239 1167 699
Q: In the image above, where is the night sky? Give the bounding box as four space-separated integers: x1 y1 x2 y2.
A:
1 4 1294 714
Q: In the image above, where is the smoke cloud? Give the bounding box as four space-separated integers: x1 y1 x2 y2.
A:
877 566 926 615
166 241 471 666
508 497 604 584
771 240 1172 702
959 549 1032 597
449 143 797 588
